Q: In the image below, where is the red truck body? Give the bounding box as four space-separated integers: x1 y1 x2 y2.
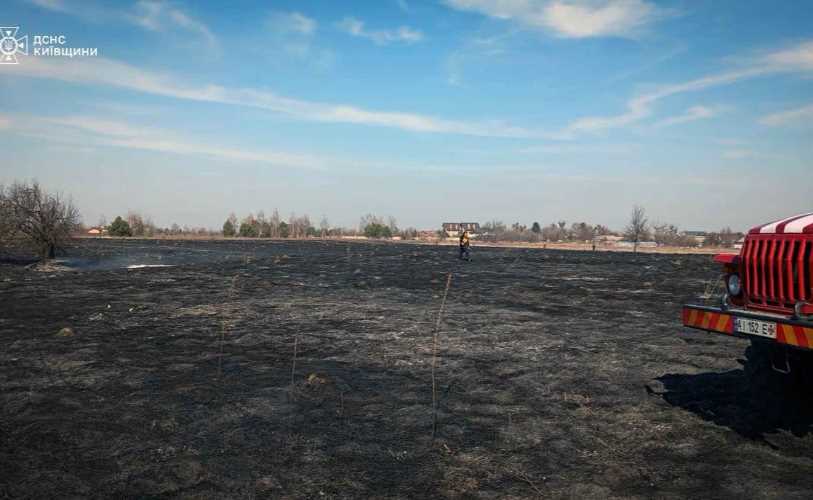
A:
682 213 813 357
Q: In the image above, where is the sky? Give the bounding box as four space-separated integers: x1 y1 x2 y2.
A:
0 0 811 232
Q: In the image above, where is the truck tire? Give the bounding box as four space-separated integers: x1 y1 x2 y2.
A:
744 340 788 396
744 340 813 398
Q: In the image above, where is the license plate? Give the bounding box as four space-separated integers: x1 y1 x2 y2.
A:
734 317 776 339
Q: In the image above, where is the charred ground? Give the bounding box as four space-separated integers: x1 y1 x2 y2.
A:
2 239 813 499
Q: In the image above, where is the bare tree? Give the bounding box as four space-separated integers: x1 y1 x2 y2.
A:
571 222 595 242
0 186 13 243
320 216 330 238
269 209 281 238
127 211 146 237
256 210 268 238
624 205 649 253
143 216 156 237
287 213 312 239
0 181 80 260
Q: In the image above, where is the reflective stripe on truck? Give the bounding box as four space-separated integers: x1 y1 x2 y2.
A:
682 304 813 350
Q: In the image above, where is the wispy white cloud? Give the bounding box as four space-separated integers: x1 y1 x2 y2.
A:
396 0 410 13
652 105 722 128
3 113 329 170
722 149 755 160
337 17 424 45
444 0 668 39
760 103 813 126
130 1 217 48
6 57 554 139
264 11 331 69
763 41 813 71
563 39 813 136
445 52 464 86
714 138 744 147
444 29 517 86
268 11 317 35
27 0 69 12
518 142 638 154
26 0 217 48
721 148 786 161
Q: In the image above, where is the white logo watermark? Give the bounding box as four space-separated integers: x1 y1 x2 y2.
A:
0 27 28 64
0 26 97 64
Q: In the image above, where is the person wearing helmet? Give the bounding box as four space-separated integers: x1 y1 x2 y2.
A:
459 229 471 260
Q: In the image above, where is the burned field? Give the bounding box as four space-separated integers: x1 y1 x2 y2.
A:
2 239 813 499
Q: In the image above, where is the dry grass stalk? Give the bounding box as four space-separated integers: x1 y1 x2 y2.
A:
218 274 239 379
702 274 725 306
432 272 453 439
504 467 545 498
290 334 299 400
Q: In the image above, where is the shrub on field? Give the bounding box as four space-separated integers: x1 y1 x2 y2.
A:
0 180 80 260
109 216 132 237
360 214 396 239
239 215 260 237
364 223 392 238
223 213 238 237
222 217 236 237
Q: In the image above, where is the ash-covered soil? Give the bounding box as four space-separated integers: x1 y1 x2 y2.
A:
2 239 813 499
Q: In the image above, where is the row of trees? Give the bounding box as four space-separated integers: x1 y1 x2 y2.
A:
624 205 742 252
100 213 219 238
220 212 418 240
479 220 613 243
0 182 744 263
476 206 742 251
222 211 324 239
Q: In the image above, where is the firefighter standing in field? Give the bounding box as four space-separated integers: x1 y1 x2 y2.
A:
459 229 471 260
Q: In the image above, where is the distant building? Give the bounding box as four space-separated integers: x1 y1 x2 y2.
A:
682 230 707 245
617 240 658 249
442 222 480 237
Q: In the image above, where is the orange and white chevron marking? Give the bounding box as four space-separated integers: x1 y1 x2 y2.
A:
682 306 813 350
682 307 734 335
776 324 813 348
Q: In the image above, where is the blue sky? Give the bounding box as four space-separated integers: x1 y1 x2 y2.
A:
1 0 811 231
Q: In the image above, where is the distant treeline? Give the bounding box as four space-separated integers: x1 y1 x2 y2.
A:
91 211 421 240
220 212 420 240
90 206 742 248
470 207 743 248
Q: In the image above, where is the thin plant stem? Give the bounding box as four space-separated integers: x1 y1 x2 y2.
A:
432 272 453 439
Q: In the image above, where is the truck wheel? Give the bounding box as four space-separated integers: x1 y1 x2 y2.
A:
743 340 788 396
744 340 813 398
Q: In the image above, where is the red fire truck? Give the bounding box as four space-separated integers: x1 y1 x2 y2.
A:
682 213 813 385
